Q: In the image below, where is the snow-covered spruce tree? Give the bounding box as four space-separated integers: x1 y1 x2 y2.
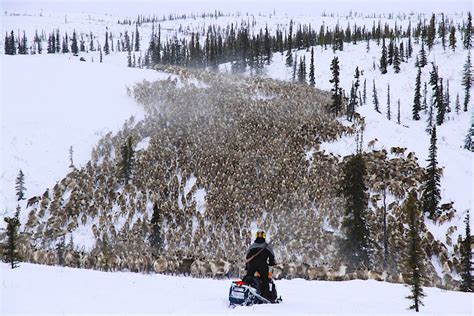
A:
422 82 428 111
297 56 306 84
373 79 380 113
292 54 298 82
388 38 394 65
439 13 446 51
449 25 456 52
286 20 293 67
393 45 401 73
465 111 474 151
397 99 401 125
329 56 342 116
386 83 391 120
444 80 451 113
436 78 446 125
104 30 109 55
413 65 422 120
340 153 372 271
404 191 426 312
71 30 78 55
15 169 26 201
363 78 367 105
380 37 388 74
419 41 427 68
149 203 164 255
3 209 21 269
464 11 472 50
135 24 140 52
462 50 472 112
309 47 315 87
460 210 473 292
264 25 272 65
421 125 441 220
69 146 75 169
456 93 461 114
426 100 434 134
426 13 436 51
429 63 445 125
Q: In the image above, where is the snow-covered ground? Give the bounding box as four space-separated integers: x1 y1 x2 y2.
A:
1 262 472 315
0 54 170 223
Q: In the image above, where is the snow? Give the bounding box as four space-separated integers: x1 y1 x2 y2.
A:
135 136 150 151
1 262 472 315
0 54 168 227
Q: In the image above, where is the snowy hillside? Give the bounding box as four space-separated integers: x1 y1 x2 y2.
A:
2 262 472 315
1 1 473 313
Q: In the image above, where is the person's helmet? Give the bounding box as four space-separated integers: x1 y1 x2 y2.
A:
256 230 266 239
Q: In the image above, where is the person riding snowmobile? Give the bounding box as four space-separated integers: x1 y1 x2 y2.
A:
244 230 275 302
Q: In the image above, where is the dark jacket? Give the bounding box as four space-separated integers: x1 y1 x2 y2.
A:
245 237 275 267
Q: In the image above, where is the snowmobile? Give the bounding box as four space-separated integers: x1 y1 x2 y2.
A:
228 271 282 307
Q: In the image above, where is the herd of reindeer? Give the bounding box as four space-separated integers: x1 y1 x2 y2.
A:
3 66 462 290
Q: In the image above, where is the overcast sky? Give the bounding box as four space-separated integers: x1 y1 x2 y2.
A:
1 0 471 17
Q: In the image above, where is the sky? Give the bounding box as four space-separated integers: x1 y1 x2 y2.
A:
1 0 471 17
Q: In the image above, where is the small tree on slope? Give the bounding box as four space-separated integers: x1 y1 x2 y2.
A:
460 210 473 292
421 125 441 220
3 209 21 269
340 153 372 271
404 191 426 312
15 169 26 201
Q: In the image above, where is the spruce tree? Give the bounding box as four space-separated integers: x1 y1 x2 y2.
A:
149 203 163 255
460 210 473 292
397 99 401 125
455 93 461 114
286 20 293 67
104 30 109 55
422 82 428 111
426 13 436 50
413 65 422 120
15 169 26 201
3 209 21 269
373 79 380 113
69 146 74 169
363 78 367 105
426 100 434 134
340 153 371 271
135 24 140 52
404 191 426 312
297 56 306 84
449 25 456 51
444 80 451 113
329 56 342 116
439 13 446 51
264 24 272 65
465 125 474 151
393 45 401 73
419 41 427 67
71 30 78 55
388 38 394 65
380 37 388 74
462 51 472 112
386 84 391 120
436 78 446 125
464 12 472 50
309 47 315 87
421 125 441 220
